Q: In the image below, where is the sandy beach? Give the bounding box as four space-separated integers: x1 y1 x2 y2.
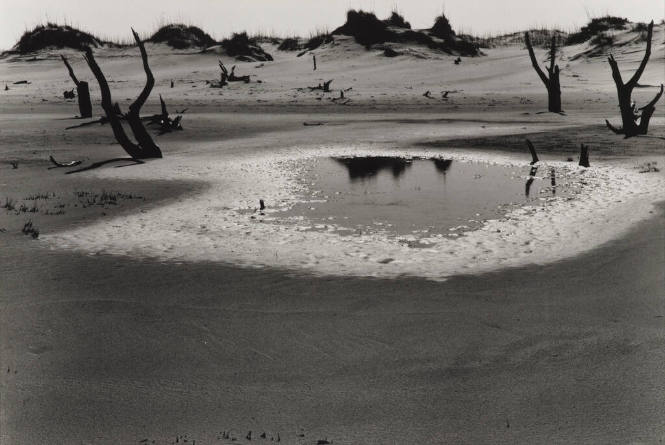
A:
1 13 664 444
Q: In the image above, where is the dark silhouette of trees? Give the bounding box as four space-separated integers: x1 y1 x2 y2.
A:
605 21 663 138
525 33 562 113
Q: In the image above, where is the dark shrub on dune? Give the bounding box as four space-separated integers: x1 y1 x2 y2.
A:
431 14 456 40
220 32 273 61
12 23 105 53
566 16 628 44
384 11 411 29
332 10 394 47
278 37 301 51
305 33 334 51
149 24 215 49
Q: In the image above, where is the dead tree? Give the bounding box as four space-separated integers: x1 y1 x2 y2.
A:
61 55 93 118
525 165 538 197
82 29 162 159
146 95 183 134
525 33 562 113
605 21 663 138
579 144 590 167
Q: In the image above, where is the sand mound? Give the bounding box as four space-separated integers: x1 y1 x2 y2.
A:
9 23 106 54
332 10 480 56
148 24 215 49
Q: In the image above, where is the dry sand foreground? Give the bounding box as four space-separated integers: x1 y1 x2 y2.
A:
1 25 665 444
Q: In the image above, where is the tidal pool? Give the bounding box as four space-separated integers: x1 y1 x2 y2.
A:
275 156 572 239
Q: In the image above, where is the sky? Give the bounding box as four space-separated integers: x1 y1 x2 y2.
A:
1 0 663 49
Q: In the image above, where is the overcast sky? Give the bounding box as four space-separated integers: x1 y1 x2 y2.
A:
1 0 662 49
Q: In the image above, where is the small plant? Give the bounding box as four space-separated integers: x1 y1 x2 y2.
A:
25 192 54 200
10 161 18 169
637 161 660 173
22 220 39 238
3 197 16 211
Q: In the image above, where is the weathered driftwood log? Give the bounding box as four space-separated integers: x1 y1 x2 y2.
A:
49 155 82 168
525 33 562 113
228 65 250 83
605 22 663 138
146 95 183 134
82 29 162 159
61 55 93 118
309 79 333 92
579 143 590 167
525 139 539 165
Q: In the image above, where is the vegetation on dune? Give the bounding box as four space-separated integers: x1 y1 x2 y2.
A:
220 32 273 61
277 37 301 51
430 14 455 40
566 16 629 45
384 11 411 29
148 24 215 49
332 9 479 55
11 23 107 53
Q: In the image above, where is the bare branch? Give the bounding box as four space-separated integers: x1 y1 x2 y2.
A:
61 55 79 85
525 32 549 86
626 21 654 89
129 28 154 114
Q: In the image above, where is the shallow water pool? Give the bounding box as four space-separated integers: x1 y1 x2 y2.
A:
275 156 572 239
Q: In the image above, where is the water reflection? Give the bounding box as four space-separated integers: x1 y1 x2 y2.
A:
333 157 413 181
333 156 454 181
432 158 453 174
525 165 539 197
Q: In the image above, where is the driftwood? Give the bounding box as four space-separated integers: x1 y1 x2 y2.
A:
579 143 590 167
61 55 93 118
83 29 162 159
525 33 562 113
309 79 333 92
454 57 461 65
525 139 539 165
63 89 75 99
145 95 183 134
312 54 317 71
605 21 662 138
49 155 82 168
219 62 250 83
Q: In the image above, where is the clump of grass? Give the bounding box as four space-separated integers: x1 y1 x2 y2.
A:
304 31 333 51
589 32 615 47
384 10 411 29
22 220 39 239
11 23 106 53
25 192 55 200
3 197 16 211
566 16 628 45
220 32 273 61
333 10 393 47
637 161 660 173
431 14 455 40
148 23 215 49
74 190 144 207
278 37 301 51
10 161 19 169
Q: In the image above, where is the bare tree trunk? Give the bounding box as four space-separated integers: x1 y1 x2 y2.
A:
82 29 162 159
579 144 590 167
61 55 93 118
605 21 663 138
525 33 562 113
